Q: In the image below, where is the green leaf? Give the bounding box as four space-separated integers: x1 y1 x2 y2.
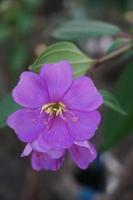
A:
29 42 93 76
101 63 133 150
52 20 121 40
0 94 21 127
100 89 127 115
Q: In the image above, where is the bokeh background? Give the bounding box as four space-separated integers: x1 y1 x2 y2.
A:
0 0 133 200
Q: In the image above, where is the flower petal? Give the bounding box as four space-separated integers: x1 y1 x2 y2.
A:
31 151 64 171
69 141 97 169
40 61 72 101
21 144 32 157
31 139 65 159
39 117 74 149
47 149 65 159
62 77 103 112
66 110 101 141
13 72 49 108
7 108 44 142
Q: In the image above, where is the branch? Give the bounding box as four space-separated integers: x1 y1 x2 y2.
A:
94 43 133 65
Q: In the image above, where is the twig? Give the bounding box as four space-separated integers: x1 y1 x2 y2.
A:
94 43 133 65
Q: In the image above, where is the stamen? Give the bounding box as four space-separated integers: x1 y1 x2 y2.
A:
41 102 78 125
59 113 67 122
65 110 78 122
41 102 66 120
43 115 55 130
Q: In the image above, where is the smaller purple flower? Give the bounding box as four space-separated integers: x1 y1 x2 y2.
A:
22 143 64 171
21 142 64 171
22 140 97 171
7 61 103 150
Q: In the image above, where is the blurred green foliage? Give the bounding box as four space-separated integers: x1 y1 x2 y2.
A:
52 20 121 41
100 90 127 116
0 0 40 75
102 63 133 150
0 94 21 127
83 0 133 12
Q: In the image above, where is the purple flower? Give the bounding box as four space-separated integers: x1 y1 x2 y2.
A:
22 140 97 171
7 61 103 150
21 141 64 171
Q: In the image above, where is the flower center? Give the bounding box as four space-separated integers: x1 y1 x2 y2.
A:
41 102 66 117
41 102 78 127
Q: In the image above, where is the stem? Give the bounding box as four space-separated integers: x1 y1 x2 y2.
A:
94 43 133 65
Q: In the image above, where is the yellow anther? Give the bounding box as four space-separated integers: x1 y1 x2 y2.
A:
41 102 66 117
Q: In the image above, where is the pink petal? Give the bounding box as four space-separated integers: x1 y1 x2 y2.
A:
21 144 32 157
40 61 73 101
31 151 64 171
31 139 65 159
66 110 101 141
13 72 49 108
69 141 97 169
62 77 103 112
39 116 74 149
7 108 44 142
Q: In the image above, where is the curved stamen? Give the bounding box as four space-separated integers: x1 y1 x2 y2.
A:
41 102 78 126
65 109 78 122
